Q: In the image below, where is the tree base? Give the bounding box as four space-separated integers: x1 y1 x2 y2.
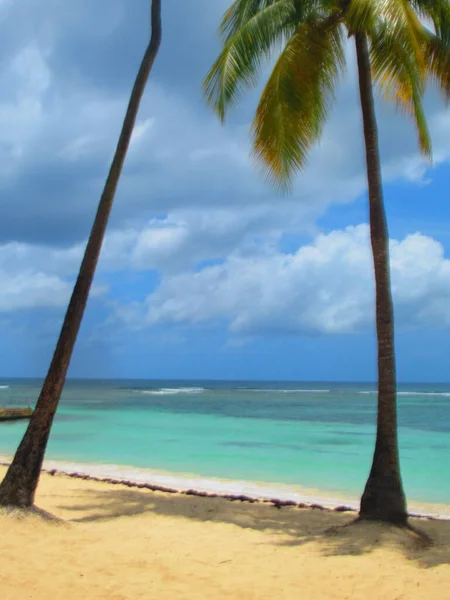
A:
359 474 407 525
0 504 63 524
326 516 433 548
0 486 32 509
0 461 38 508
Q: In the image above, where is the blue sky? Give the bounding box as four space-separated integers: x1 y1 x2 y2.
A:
0 0 449 382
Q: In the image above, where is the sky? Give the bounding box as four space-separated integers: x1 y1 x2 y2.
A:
0 0 449 382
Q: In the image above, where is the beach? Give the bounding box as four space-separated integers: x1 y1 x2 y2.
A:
1 466 449 600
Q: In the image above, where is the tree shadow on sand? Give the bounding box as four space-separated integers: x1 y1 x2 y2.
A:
0 504 66 525
56 484 450 569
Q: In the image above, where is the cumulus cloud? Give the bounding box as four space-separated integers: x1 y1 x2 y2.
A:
0 241 73 312
2 217 450 340
99 205 321 274
138 225 450 335
0 268 71 312
0 239 106 312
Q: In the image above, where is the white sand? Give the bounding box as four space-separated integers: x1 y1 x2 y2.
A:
1 466 450 600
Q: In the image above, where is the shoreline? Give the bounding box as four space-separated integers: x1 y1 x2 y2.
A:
1 456 449 520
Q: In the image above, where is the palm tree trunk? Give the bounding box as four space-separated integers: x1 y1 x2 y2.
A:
0 0 162 508
354 32 407 524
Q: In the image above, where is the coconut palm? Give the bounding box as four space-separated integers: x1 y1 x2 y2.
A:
0 0 162 508
204 0 450 524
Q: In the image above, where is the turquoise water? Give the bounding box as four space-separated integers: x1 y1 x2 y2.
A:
0 379 449 504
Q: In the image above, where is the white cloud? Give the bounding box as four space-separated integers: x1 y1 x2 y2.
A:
2 219 450 339
138 225 450 335
99 206 316 273
0 271 71 312
129 117 155 149
0 240 107 312
0 240 83 275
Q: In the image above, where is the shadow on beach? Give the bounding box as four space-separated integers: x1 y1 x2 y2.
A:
56 483 450 569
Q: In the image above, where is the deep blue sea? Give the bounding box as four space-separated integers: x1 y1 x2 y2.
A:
0 379 449 508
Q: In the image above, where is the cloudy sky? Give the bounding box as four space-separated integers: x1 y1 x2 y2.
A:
0 0 449 382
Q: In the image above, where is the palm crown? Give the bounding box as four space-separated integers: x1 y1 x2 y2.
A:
204 0 450 188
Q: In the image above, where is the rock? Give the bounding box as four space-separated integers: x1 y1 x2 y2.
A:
334 505 353 513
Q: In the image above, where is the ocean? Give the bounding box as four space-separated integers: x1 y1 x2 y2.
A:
0 379 448 511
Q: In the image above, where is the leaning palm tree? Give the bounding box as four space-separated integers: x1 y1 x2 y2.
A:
0 0 162 508
204 0 450 524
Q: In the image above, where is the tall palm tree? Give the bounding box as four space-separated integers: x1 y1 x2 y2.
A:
0 0 162 508
204 0 450 524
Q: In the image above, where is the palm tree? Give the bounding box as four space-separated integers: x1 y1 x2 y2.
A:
204 0 450 524
0 0 162 508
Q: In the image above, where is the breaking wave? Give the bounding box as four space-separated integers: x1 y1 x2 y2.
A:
141 387 206 396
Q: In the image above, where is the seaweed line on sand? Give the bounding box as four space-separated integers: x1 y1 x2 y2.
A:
1 460 446 521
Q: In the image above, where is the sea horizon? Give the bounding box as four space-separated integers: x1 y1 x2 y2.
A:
3 376 450 384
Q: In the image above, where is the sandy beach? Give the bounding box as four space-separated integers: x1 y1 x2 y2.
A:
1 466 449 600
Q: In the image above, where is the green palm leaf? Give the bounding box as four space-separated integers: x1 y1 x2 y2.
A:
410 0 450 44
423 31 450 101
219 0 320 41
369 20 431 155
346 0 424 59
220 0 280 41
204 1 299 121
252 12 345 188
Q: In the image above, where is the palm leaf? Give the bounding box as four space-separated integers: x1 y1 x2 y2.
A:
219 0 278 41
422 31 450 101
204 1 299 121
410 0 450 44
219 0 321 41
252 12 345 188
346 0 424 61
369 20 431 156
411 0 450 100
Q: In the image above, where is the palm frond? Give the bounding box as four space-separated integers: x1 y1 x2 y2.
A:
410 0 450 44
346 0 424 61
204 1 300 121
219 0 277 41
369 20 431 156
252 12 345 189
410 88 432 156
411 0 450 101
219 0 320 41
345 0 378 32
422 30 450 101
